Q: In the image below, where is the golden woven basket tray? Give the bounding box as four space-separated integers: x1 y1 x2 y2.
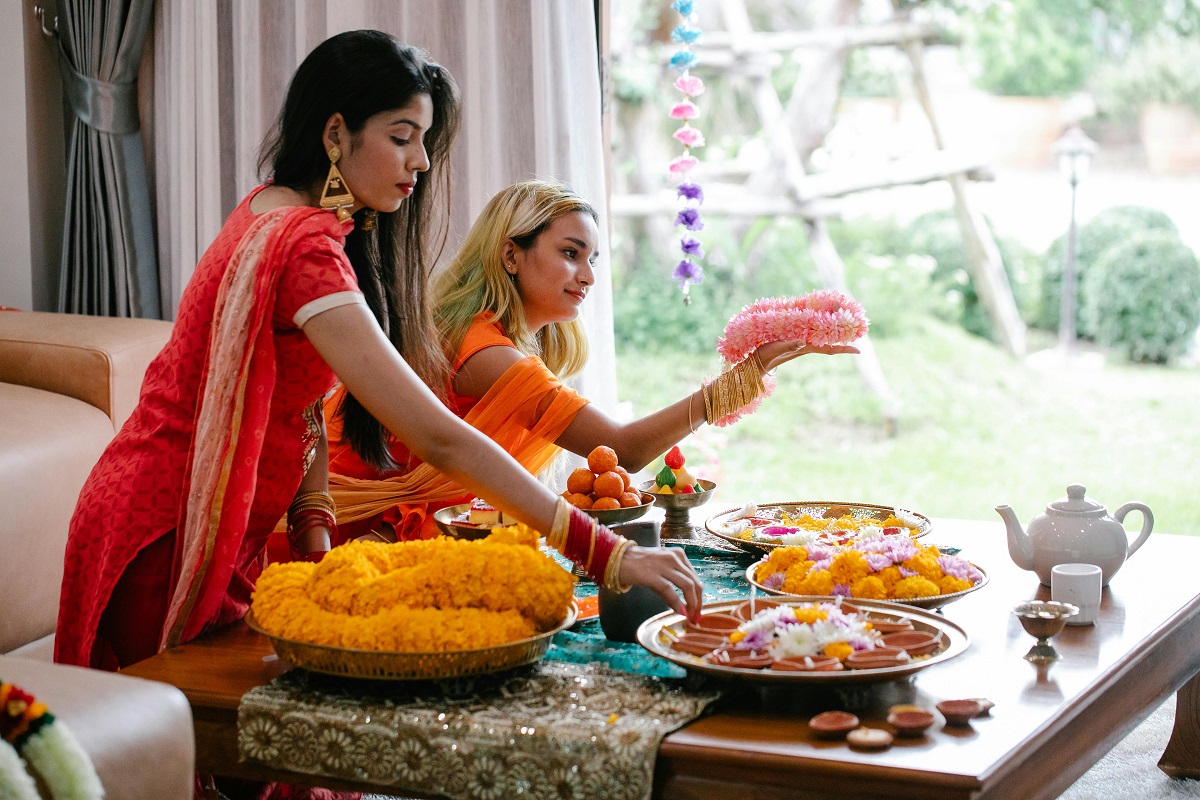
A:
245 603 577 681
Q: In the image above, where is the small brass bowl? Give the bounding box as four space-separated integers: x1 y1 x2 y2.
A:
1013 601 1078 639
1013 601 1078 664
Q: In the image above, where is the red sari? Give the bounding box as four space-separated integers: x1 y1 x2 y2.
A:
55 187 362 670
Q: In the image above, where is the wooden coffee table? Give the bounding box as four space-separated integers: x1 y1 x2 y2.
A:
124 519 1200 799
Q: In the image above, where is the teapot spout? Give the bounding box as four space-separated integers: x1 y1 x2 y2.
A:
996 504 1035 572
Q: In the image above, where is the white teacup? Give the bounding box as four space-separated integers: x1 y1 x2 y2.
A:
1051 563 1103 626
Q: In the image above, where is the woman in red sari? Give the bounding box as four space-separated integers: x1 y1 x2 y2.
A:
322 180 857 542
55 31 700 687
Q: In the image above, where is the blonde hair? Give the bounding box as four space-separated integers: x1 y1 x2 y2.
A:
433 180 596 379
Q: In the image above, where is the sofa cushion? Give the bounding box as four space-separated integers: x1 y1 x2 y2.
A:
0 383 112 653
0 311 171 430
0 655 195 800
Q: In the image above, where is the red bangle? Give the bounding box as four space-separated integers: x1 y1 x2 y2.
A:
587 527 621 585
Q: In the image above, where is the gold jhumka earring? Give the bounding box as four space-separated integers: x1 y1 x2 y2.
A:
319 145 355 223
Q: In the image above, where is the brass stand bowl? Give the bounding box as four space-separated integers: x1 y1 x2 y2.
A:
637 479 716 540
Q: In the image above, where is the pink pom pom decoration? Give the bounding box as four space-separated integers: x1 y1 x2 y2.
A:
717 291 870 365
674 74 706 96
669 100 699 120
673 124 706 147
668 153 699 177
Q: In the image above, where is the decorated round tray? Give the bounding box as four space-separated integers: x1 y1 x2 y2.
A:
704 501 933 553
744 560 990 610
245 602 577 681
636 598 968 685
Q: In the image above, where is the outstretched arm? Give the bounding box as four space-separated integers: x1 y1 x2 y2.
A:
456 338 859 472
303 303 703 615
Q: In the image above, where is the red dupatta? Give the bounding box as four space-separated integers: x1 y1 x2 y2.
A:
161 206 336 648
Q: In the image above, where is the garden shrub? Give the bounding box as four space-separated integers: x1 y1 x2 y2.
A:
965 0 1094 97
903 210 1040 341
1037 206 1180 337
1081 232 1200 363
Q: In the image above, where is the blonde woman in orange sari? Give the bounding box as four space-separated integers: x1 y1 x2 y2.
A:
324 179 857 543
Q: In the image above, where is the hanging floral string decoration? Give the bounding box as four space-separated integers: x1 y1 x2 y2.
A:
668 0 706 303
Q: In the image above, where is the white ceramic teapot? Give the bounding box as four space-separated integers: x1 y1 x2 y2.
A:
996 484 1153 586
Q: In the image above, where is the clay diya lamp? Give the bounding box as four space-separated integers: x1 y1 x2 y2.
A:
880 629 943 657
887 707 936 738
936 699 986 727
847 727 894 750
845 645 909 670
771 654 844 672
670 632 727 657
707 648 774 669
732 597 783 622
862 614 915 635
809 711 860 740
684 613 742 636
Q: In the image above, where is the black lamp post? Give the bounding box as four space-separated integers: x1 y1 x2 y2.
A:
1054 124 1098 353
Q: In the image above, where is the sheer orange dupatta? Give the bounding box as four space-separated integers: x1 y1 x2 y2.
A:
329 356 587 530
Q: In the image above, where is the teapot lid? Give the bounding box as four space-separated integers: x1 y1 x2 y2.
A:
1047 484 1105 515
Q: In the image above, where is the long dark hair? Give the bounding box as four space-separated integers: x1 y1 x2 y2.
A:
259 30 459 471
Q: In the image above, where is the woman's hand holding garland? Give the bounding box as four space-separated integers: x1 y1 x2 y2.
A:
701 291 869 427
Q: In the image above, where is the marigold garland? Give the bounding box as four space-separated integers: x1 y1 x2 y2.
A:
0 681 103 800
755 531 983 601
251 527 575 652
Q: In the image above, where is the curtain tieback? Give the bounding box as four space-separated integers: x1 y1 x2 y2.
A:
58 51 139 135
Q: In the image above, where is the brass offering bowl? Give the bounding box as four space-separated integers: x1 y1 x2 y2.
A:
1013 601 1078 664
638 479 716 540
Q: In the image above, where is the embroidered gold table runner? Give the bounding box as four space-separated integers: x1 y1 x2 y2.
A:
238 661 721 799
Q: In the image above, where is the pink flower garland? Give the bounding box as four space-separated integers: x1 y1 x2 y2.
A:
708 290 869 427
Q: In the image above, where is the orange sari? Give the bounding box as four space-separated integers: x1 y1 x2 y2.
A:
323 317 588 541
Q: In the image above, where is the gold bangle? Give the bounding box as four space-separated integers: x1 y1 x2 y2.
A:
687 391 700 434
604 538 633 593
549 497 572 552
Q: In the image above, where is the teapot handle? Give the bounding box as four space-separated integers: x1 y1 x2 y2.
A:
1114 502 1154 559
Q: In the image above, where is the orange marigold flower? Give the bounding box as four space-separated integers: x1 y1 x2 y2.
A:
823 641 854 661
828 550 870 585
850 575 888 599
902 552 943 582
893 575 941 599
937 575 973 595
795 569 835 596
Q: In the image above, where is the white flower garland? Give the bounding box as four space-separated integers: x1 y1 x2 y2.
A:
0 680 103 800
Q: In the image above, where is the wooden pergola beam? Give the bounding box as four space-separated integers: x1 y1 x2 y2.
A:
696 20 952 53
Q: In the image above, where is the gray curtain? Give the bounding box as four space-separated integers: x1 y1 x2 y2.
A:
57 0 160 318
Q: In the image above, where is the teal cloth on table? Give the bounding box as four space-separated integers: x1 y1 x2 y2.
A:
545 543 760 678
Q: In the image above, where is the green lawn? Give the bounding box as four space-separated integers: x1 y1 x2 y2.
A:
616 317 1199 537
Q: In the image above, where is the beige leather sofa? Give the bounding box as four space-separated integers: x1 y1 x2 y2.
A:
0 310 195 799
